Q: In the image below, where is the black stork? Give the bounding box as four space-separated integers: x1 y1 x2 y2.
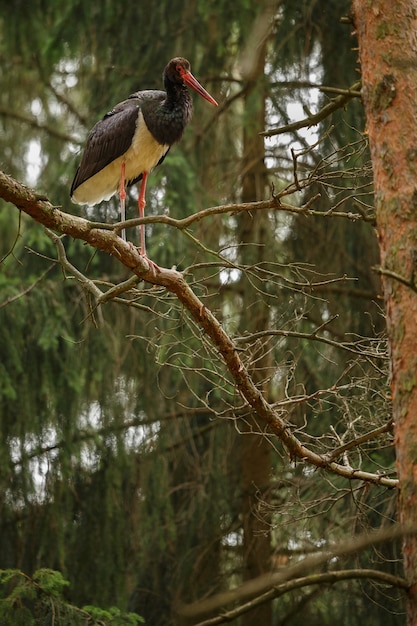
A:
70 57 218 261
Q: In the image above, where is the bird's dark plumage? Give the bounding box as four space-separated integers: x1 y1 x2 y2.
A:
70 57 218 251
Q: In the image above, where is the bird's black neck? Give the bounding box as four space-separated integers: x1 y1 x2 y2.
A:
143 84 193 146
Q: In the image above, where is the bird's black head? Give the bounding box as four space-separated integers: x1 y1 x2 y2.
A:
164 57 191 85
163 57 218 106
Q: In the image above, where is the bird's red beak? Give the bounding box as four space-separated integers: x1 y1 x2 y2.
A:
182 71 218 106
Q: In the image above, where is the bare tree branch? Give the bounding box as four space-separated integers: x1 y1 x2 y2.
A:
234 325 387 360
180 525 413 622
194 568 408 625
0 171 397 488
261 81 362 137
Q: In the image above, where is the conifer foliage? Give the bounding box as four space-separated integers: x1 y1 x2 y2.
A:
0 1 411 625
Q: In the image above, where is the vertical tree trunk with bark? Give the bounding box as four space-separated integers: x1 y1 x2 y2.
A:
238 43 273 626
352 2 417 623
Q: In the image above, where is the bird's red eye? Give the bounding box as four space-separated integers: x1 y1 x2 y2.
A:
177 64 186 78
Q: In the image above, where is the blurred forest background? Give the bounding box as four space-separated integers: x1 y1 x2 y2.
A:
0 0 403 625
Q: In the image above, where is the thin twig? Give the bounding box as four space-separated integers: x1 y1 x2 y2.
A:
0 264 55 309
261 80 361 137
374 265 417 293
323 419 394 463
0 172 397 489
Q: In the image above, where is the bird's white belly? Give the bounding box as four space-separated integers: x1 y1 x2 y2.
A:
73 111 169 205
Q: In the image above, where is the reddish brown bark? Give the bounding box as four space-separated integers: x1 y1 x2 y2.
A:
353 1 417 623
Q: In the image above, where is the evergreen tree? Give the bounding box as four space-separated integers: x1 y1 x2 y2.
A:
0 1 404 624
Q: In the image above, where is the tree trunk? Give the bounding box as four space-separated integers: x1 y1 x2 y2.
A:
352 2 417 624
238 44 273 626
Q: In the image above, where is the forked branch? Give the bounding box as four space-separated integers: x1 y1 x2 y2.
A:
0 171 397 488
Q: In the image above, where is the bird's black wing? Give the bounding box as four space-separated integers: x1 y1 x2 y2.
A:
71 90 166 194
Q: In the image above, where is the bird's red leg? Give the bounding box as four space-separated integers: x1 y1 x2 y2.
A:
119 161 127 241
136 171 160 273
138 171 148 256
